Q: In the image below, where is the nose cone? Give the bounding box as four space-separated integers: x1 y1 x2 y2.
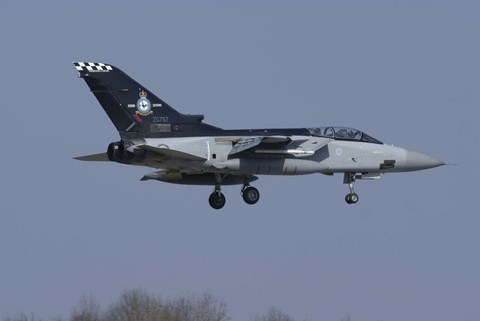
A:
405 150 445 171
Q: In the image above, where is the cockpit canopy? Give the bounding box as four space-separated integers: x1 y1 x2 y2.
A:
307 127 383 144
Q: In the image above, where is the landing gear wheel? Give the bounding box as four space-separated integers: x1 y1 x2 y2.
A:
209 192 226 209
345 193 359 204
242 186 260 205
344 172 360 205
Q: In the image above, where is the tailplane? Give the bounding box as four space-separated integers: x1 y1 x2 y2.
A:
74 62 221 137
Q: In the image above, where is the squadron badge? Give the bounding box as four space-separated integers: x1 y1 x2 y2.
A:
136 90 153 116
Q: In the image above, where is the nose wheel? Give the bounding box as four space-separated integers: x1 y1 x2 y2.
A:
345 193 359 204
344 172 359 205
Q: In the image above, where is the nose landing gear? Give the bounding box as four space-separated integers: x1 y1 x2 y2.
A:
344 172 359 205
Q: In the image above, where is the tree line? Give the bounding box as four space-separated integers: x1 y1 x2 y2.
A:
3 288 297 321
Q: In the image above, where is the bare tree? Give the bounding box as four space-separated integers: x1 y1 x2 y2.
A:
103 288 177 321
3 289 230 321
70 295 102 321
168 294 229 321
2 314 47 321
253 307 295 321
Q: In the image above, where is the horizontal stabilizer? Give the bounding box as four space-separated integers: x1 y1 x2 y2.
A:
74 153 109 161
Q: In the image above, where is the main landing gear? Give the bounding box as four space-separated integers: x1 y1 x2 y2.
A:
209 185 226 210
208 175 260 209
242 185 260 205
344 172 359 205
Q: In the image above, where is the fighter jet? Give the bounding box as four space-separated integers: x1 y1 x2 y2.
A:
73 62 444 209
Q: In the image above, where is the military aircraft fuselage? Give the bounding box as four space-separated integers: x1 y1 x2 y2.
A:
115 131 442 179
73 62 444 208
109 127 442 185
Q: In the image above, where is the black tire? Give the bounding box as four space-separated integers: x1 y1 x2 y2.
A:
242 186 260 205
209 192 226 209
345 194 352 204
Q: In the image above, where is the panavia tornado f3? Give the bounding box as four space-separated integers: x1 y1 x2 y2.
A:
73 62 444 209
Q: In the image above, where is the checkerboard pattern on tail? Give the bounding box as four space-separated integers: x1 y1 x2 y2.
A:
74 62 113 72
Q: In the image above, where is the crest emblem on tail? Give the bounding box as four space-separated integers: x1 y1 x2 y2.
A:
136 90 152 116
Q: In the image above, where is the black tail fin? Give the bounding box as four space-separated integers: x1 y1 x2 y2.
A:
74 62 221 137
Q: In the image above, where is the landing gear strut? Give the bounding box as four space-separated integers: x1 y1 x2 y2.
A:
344 172 359 205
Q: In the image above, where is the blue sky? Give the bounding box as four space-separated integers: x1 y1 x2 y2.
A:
0 1 479 320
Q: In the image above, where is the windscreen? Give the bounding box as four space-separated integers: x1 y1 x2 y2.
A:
307 127 383 144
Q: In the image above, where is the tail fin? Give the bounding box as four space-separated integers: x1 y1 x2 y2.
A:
73 62 221 137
